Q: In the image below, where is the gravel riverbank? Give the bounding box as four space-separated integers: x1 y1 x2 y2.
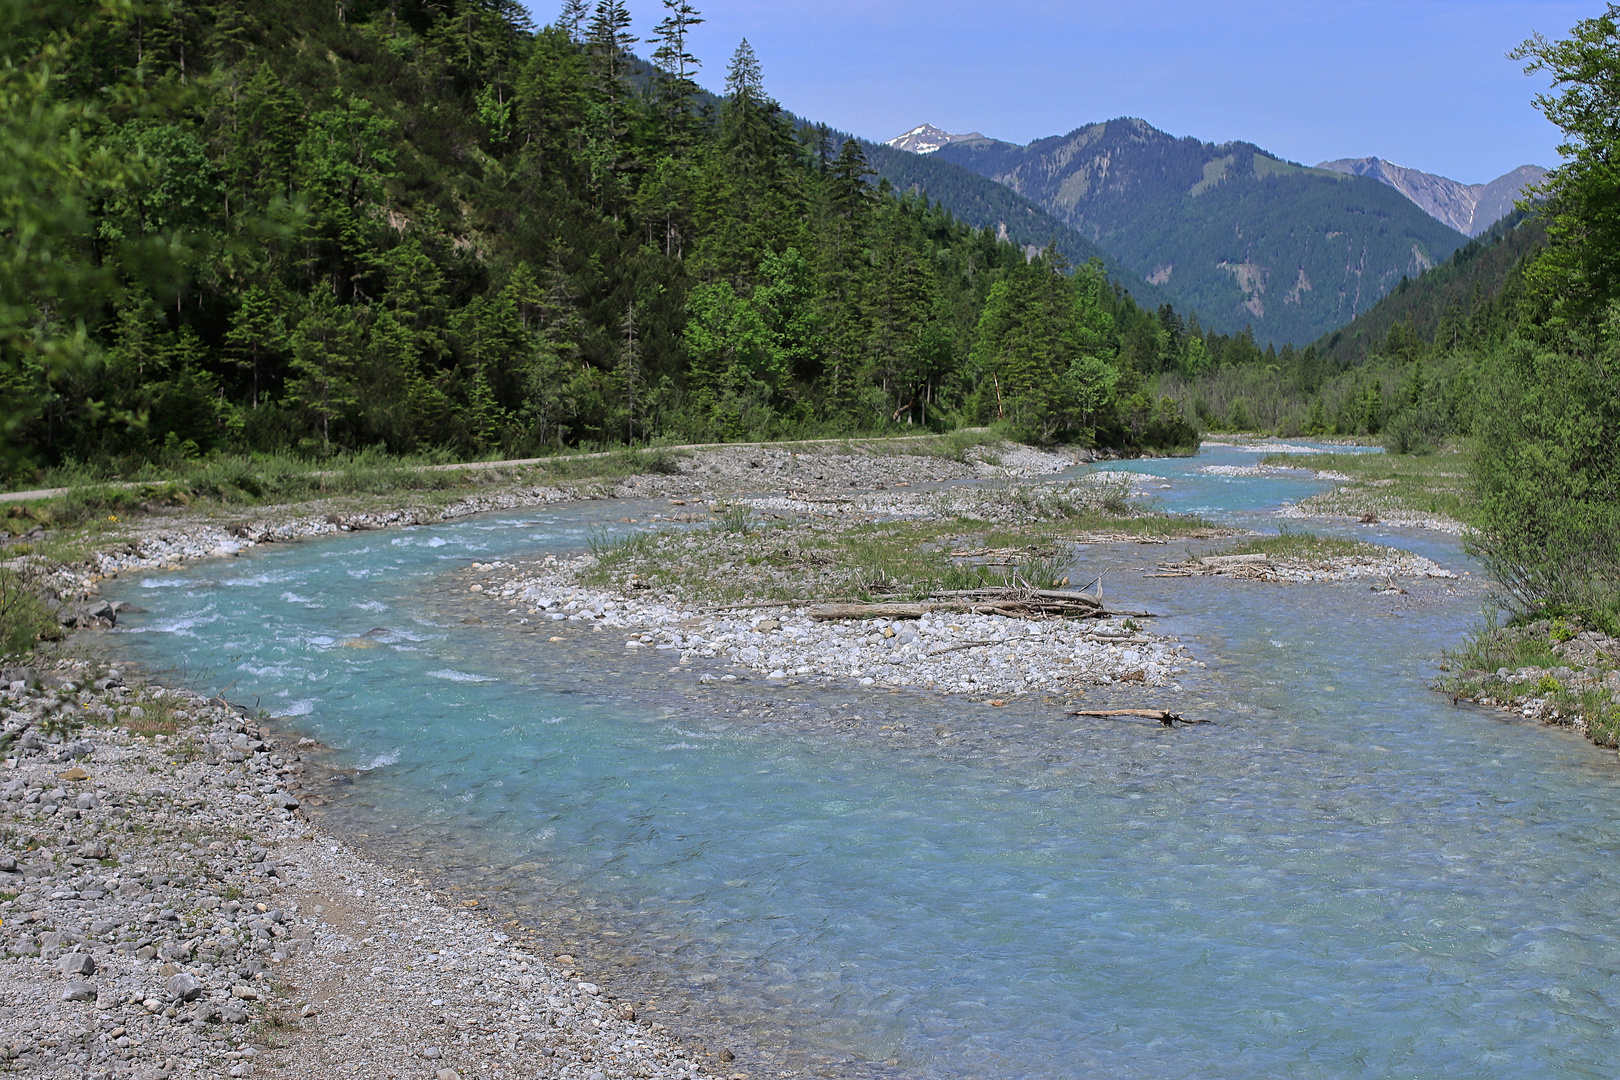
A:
1154 549 1459 585
461 554 1198 699
0 658 721 1080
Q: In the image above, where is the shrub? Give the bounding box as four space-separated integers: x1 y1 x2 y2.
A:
1468 326 1620 632
0 569 58 657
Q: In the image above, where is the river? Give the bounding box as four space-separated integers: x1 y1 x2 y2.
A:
97 443 1620 1078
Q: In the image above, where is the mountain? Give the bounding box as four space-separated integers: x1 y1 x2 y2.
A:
1315 158 1547 237
1315 209 1546 362
925 117 1469 345
860 141 1169 308
884 124 985 155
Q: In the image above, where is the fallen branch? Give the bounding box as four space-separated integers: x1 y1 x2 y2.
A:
923 638 1034 657
806 600 1150 621
1067 708 1214 727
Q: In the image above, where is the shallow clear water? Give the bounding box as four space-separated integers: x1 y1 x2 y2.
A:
100 449 1620 1078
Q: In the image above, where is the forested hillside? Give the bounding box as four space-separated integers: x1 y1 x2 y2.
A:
1317 211 1546 363
0 0 1196 481
859 141 1170 308
933 119 1469 345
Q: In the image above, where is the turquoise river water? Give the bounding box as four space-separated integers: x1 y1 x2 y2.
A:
99 444 1619 1078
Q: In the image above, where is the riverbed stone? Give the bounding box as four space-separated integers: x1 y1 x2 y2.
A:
61 980 96 1001
166 972 203 1001
58 952 96 976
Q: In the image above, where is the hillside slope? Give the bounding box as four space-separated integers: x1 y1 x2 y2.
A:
860 141 1169 308
1314 211 1546 362
933 118 1469 344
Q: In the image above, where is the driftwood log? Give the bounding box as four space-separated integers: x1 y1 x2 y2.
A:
1067 709 1214 727
806 588 1154 622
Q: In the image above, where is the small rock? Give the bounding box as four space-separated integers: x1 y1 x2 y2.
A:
61 980 96 1001
166 972 203 1001
220 1004 248 1024
436 1069 459 1080
719 1049 735 1062
230 983 259 999
423 1047 442 1059
58 952 96 976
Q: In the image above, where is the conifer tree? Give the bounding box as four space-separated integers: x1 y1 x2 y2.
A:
649 1 703 146
583 0 638 210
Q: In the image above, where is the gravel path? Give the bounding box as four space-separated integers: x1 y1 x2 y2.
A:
0 658 715 1080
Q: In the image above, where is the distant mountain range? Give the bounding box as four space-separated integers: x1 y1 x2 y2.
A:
880 118 1470 344
1314 158 1546 237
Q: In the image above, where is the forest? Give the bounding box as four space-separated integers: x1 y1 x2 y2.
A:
0 0 1196 479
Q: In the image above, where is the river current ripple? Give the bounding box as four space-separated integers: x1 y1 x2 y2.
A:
102 444 1620 1078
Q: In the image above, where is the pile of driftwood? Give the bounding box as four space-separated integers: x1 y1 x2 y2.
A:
806 587 1151 622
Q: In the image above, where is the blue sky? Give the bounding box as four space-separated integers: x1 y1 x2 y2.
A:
527 0 1588 184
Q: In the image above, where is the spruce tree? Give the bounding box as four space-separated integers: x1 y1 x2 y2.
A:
649 0 704 146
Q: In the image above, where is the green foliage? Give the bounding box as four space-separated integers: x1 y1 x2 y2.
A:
0 569 59 657
1513 5 1620 323
1468 317 1620 631
713 504 753 535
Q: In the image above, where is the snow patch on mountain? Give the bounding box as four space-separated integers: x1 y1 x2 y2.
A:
886 124 986 155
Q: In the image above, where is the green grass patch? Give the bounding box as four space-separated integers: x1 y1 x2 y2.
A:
1264 442 1475 525
1441 615 1563 678
575 510 1207 606
1437 613 1620 750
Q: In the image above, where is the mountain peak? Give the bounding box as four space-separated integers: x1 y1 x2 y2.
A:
885 124 985 155
1315 157 1547 236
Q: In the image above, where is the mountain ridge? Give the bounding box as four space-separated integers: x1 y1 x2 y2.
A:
924 117 1468 345
1314 158 1546 237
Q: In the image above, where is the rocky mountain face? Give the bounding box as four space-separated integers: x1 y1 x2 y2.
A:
884 124 985 154
1315 158 1547 236
923 118 1468 344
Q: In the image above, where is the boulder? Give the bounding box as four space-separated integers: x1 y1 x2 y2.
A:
165 972 203 1002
